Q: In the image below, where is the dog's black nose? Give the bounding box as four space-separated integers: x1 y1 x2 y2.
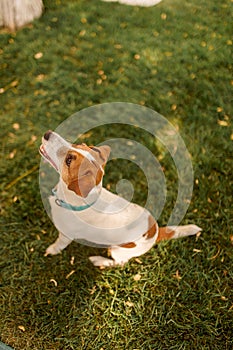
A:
44 130 52 141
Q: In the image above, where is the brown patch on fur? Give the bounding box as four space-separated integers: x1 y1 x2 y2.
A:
156 227 175 243
119 242 137 248
72 143 105 186
62 150 96 197
143 215 157 240
95 168 103 186
62 144 110 197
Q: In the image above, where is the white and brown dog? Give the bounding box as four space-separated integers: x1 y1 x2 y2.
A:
40 131 201 268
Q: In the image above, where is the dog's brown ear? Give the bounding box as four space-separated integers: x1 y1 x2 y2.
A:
90 145 111 165
99 145 111 163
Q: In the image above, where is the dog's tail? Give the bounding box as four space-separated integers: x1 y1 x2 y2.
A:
156 225 201 243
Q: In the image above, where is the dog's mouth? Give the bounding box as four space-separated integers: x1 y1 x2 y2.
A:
39 144 59 171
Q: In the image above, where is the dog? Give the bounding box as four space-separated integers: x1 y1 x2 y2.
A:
39 130 201 268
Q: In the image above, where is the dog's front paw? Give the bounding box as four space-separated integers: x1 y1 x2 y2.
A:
44 244 61 256
89 255 116 268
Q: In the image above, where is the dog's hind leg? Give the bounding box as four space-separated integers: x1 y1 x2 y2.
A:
45 231 72 256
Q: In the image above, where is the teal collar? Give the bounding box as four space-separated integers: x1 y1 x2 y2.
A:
52 188 95 211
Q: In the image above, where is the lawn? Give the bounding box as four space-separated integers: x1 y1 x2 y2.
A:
0 0 232 349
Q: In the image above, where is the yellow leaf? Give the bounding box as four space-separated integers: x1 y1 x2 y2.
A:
31 135 37 142
13 123 20 130
66 270 75 279
9 149 17 159
218 120 228 126
125 301 134 307
36 74 45 81
133 273 141 281
34 52 43 59
114 44 122 49
193 248 202 253
134 54 140 60
10 80 18 87
79 30 86 37
50 279 58 287
173 270 182 280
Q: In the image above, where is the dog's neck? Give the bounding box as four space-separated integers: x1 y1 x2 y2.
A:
55 178 102 207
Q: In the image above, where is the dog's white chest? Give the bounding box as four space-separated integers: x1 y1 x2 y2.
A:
49 189 150 246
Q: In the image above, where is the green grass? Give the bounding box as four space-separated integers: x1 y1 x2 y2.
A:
0 0 232 349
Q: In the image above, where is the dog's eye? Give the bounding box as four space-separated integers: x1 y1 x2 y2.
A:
78 170 92 179
91 147 100 153
65 154 76 167
80 170 92 177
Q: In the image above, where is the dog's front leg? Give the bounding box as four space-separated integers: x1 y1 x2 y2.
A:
89 255 120 268
45 232 72 256
89 247 130 268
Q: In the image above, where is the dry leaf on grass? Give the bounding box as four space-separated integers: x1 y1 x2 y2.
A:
13 123 20 130
50 279 58 287
173 270 182 280
66 270 75 279
34 52 43 59
125 301 134 307
133 273 141 281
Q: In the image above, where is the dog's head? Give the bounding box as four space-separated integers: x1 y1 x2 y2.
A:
40 131 111 198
